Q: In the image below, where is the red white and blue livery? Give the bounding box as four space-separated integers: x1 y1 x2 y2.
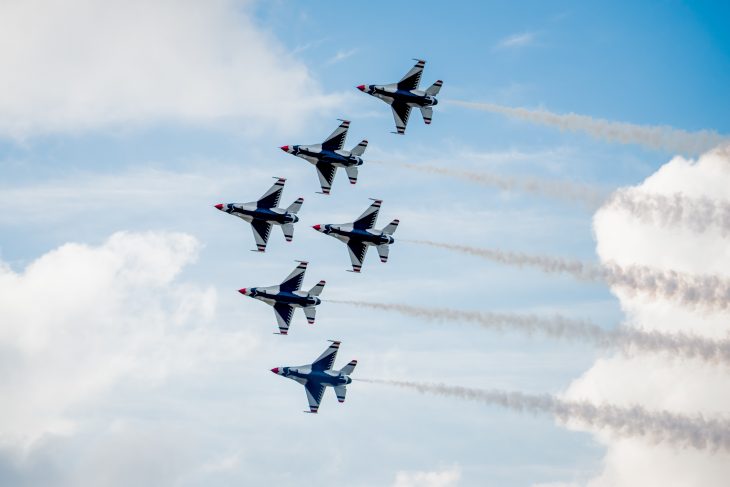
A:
238 260 325 335
271 340 357 413
214 177 303 252
357 59 442 134
312 199 398 273
280 119 368 194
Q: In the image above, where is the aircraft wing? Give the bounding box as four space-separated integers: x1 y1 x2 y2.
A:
273 303 295 335
311 340 340 371
390 102 412 135
321 120 350 151
346 240 368 273
397 59 425 91
304 381 326 413
353 199 381 230
250 219 272 252
279 261 307 292
315 163 337 195
257 177 286 209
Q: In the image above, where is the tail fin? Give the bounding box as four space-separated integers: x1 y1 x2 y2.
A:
286 197 303 214
308 280 326 297
339 360 357 376
425 80 443 96
281 223 294 242
344 166 359 185
382 219 399 235
350 139 368 157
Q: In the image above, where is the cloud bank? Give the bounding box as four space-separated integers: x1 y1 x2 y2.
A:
0 0 340 137
564 146 730 486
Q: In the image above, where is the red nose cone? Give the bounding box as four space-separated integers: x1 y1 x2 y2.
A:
356 85 366 92
280 145 289 152
312 224 321 231
214 203 224 210
271 367 279 374
238 288 247 295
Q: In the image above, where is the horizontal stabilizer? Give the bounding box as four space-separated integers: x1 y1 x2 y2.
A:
420 106 433 125
350 139 368 157
425 79 443 96
286 197 303 214
339 359 357 376
303 306 317 325
334 384 347 403
308 280 326 297
376 244 390 263
281 223 294 242
382 219 399 235
344 166 358 185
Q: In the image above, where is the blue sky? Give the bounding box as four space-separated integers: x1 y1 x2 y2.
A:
1 1 729 486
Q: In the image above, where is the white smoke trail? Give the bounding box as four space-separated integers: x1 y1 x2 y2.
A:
360 379 730 452
406 240 730 311
330 300 730 364
607 188 730 236
448 100 729 156
372 160 607 209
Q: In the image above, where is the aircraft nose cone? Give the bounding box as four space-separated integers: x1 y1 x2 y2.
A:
238 288 247 295
356 85 366 92
280 145 289 152
312 224 321 231
214 203 224 210
271 367 279 374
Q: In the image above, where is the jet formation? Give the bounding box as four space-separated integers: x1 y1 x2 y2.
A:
280 119 367 195
357 59 442 134
271 340 357 413
239 260 325 335
215 59 440 412
313 199 398 273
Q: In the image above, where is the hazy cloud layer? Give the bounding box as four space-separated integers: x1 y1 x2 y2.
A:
0 0 341 137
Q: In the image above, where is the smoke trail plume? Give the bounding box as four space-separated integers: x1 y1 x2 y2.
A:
360 379 730 452
372 160 607 209
607 188 730 236
330 300 730 364
448 100 729 156
406 240 730 311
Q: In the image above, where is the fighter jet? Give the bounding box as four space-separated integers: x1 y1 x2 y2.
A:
312 199 398 273
357 59 442 134
271 340 357 413
238 260 324 335
280 120 368 195
214 177 303 252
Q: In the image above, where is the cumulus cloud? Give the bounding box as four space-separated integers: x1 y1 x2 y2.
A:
392 466 461 487
0 231 255 452
563 146 730 486
0 0 341 137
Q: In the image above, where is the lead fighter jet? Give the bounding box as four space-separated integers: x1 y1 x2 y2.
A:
280 120 368 195
214 177 303 252
357 59 442 134
271 340 357 413
238 261 325 335
312 199 398 273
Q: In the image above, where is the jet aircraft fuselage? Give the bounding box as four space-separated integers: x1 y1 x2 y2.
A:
286 145 364 168
222 204 299 225
241 288 320 308
362 85 438 108
316 224 394 246
272 366 352 387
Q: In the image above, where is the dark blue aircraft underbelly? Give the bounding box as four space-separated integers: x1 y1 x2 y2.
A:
267 292 309 306
335 229 385 245
234 208 289 224
306 150 353 166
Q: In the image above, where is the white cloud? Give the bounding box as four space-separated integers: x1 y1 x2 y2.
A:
326 48 358 65
0 0 341 138
563 146 730 486
495 31 537 50
0 231 256 451
392 466 461 487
